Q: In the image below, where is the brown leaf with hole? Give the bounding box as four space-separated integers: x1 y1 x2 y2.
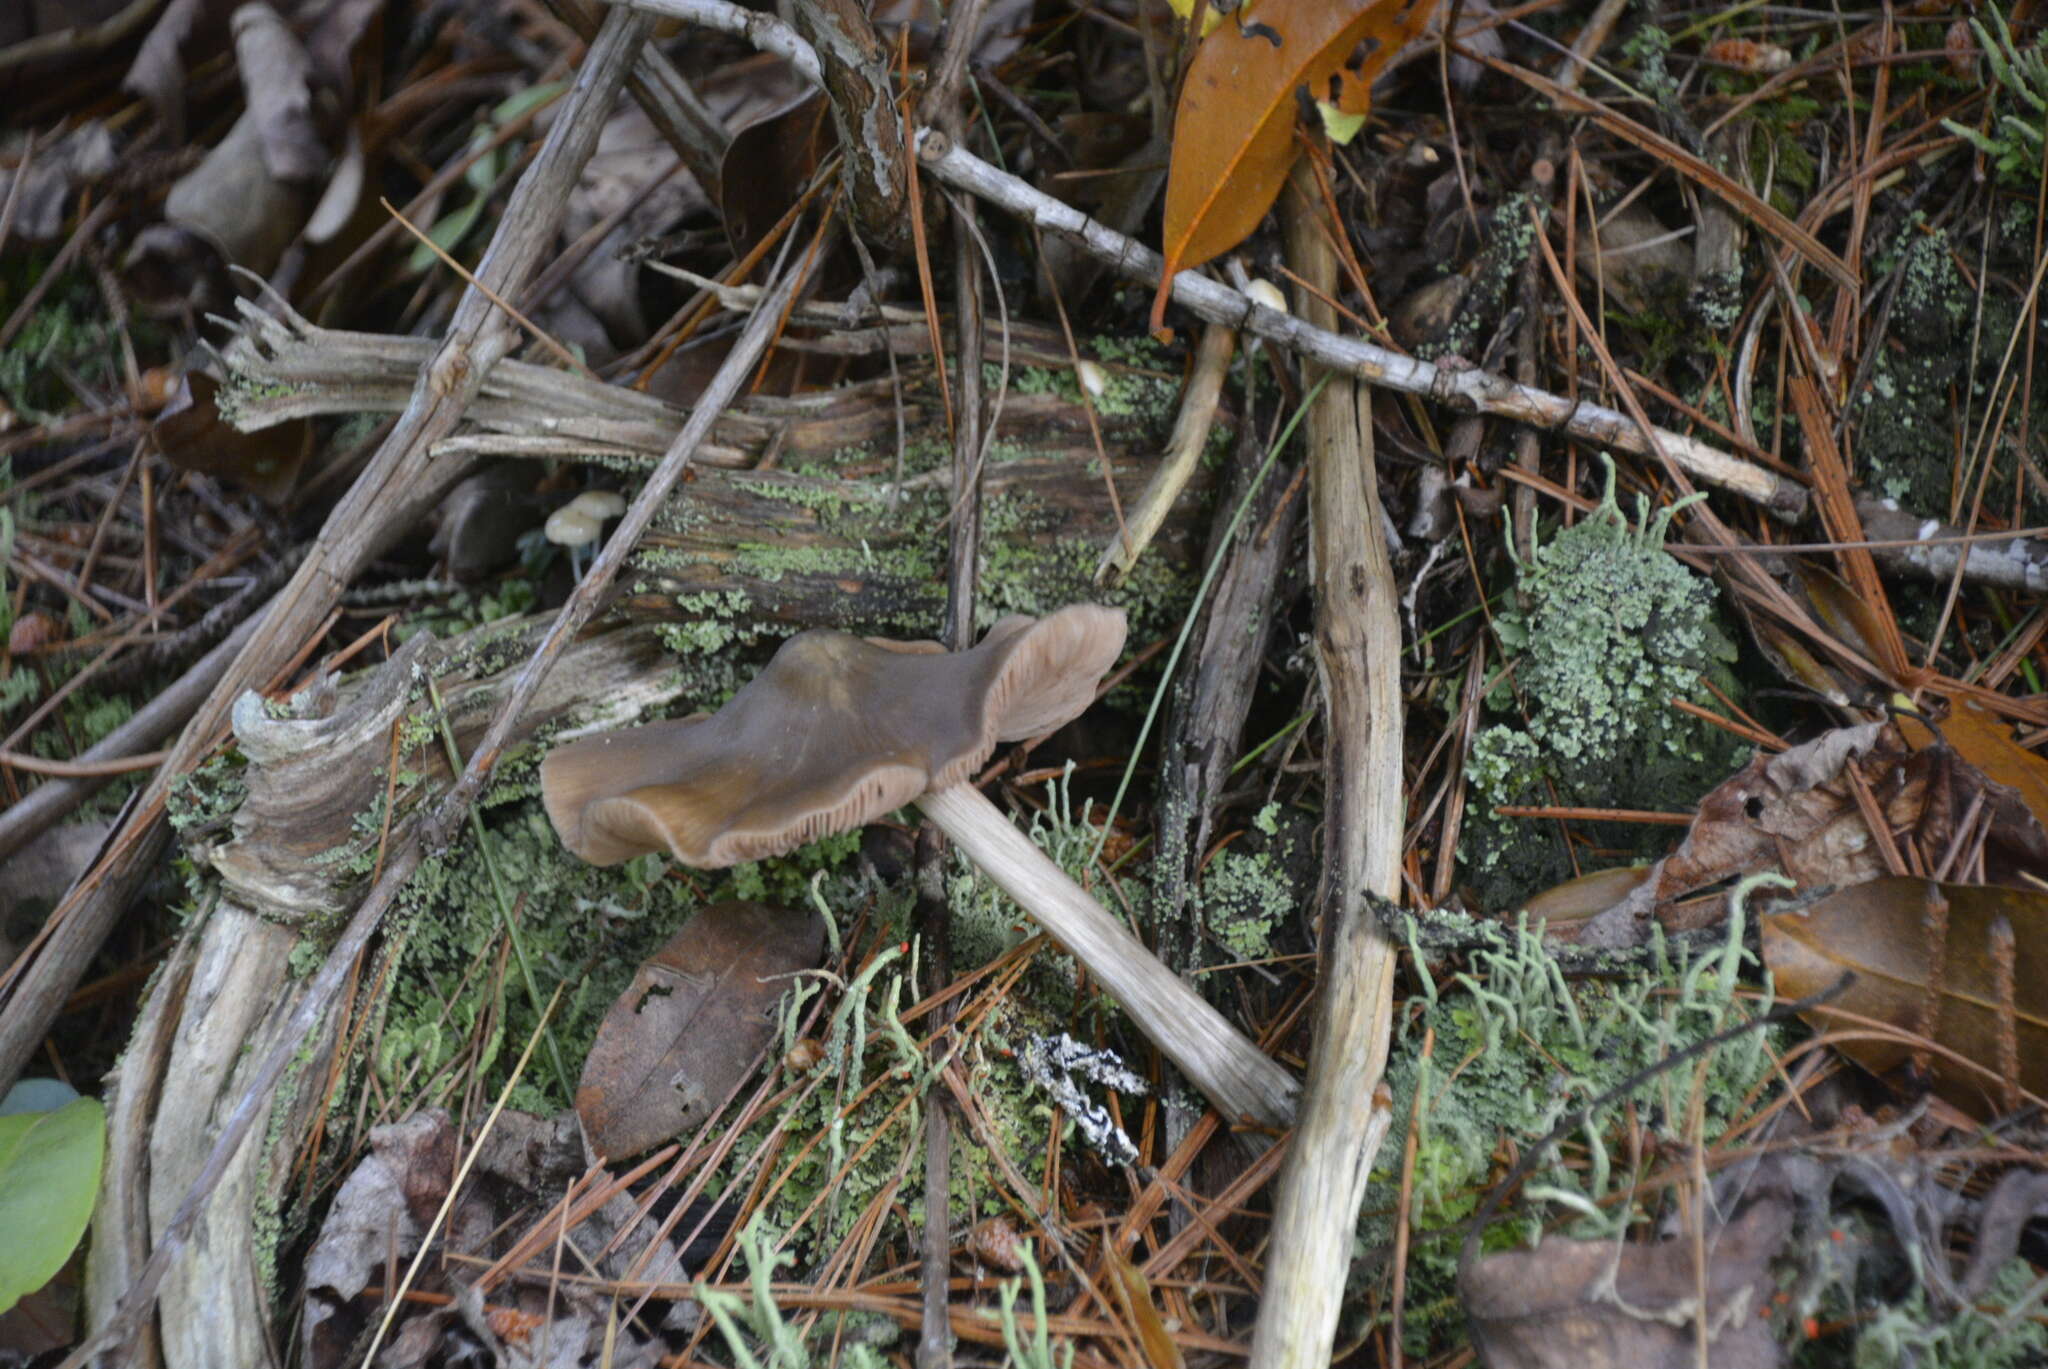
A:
1570 722 1898 947
1152 0 1439 334
1761 878 2048 1118
577 900 827 1160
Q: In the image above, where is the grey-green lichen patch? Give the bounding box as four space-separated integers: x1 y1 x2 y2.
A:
1358 912 1778 1355
1194 804 1312 964
167 752 250 843
1846 1252 2048 1369
987 336 1182 429
1856 227 1972 514
1461 462 1743 913
947 772 1113 994
1426 193 1539 363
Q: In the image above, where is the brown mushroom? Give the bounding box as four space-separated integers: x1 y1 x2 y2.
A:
541 604 1298 1129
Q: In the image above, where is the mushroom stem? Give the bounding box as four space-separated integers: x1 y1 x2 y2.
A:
915 783 1299 1129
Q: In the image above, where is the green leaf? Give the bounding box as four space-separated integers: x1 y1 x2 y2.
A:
407 196 487 274
1316 100 1368 145
0 1096 107 1315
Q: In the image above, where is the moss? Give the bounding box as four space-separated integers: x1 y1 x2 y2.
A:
0 261 161 421
987 336 1182 428
1461 462 1743 912
373 802 689 1112
722 920 1059 1252
641 479 1198 646
1359 912 1778 1354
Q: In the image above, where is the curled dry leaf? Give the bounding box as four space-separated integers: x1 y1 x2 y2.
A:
1461 1197 1791 1369
1761 877 2048 1118
577 900 827 1160
0 124 114 242
123 0 228 142
231 3 326 181
301 1111 463 1369
1153 0 1441 334
162 109 310 273
1573 714 2048 947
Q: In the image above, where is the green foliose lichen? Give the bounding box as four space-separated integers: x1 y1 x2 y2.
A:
1193 803 1311 963
1462 461 1743 912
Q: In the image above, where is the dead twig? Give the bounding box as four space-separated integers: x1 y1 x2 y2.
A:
1247 157 1406 1369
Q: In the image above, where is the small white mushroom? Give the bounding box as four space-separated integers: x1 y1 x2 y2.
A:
1244 278 1288 315
1074 359 1108 400
569 489 627 521
544 504 602 579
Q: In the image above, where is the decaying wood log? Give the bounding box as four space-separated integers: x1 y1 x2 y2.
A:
617 407 1208 636
216 293 1212 637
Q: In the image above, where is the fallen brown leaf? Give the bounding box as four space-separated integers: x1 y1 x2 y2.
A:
1461 1198 1791 1369
1762 877 2048 1118
577 899 827 1160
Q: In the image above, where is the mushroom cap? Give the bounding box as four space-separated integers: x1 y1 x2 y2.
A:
544 504 601 547
569 489 627 521
1245 278 1288 314
541 604 1128 867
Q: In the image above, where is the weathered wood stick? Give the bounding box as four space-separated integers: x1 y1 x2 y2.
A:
1248 160 1407 1369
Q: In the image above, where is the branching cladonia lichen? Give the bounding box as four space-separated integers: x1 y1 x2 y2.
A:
1361 908 1777 1353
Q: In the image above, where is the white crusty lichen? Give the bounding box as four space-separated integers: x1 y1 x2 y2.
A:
1018 1033 1148 1166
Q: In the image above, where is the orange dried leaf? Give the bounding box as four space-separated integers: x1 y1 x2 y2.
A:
1107 1249 1185 1369
1899 699 2048 836
1152 0 1439 334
